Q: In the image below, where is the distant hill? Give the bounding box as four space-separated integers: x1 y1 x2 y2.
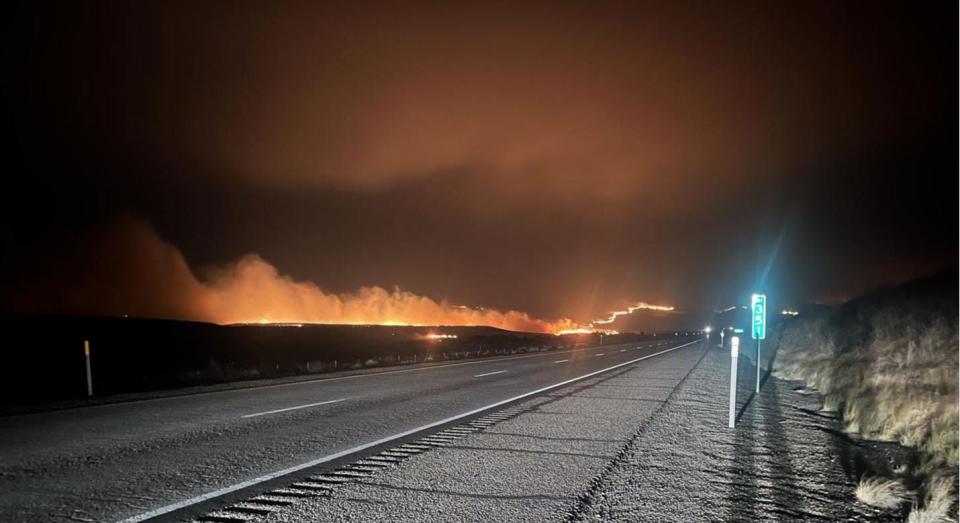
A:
0 315 565 405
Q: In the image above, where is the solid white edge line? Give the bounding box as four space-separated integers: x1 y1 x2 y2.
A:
23 342 669 420
118 338 703 523
68 341 657 416
473 370 507 378
241 398 348 419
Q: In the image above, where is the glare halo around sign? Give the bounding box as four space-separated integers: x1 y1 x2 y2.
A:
751 293 766 340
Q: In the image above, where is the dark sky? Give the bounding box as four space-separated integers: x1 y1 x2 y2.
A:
1 1 956 332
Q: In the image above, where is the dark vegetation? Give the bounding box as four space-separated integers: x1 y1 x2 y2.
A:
770 269 958 520
0 315 668 406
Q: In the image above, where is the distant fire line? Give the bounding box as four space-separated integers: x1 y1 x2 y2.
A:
422 333 458 340
590 302 675 325
237 299 673 337
554 301 675 336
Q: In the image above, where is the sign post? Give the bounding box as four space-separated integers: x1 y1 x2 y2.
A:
83 339 93 397
751 293 766 393
728 336 739 428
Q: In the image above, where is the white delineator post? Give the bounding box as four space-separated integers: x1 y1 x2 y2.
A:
83 339 93 397
755 338 761 393
728 336 739 428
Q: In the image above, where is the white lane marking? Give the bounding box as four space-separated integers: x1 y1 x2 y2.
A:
620 349 626 352
473 370 507 378
241 398 347 419
595 353 605 356
56 342 647 416
554 359 569 363
119 338 701 523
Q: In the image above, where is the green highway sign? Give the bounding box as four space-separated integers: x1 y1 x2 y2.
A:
751 293 766 340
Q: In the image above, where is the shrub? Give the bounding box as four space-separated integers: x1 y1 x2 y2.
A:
855 476 911 509
907 474 957 523
771 270 958 518
772 270 958 467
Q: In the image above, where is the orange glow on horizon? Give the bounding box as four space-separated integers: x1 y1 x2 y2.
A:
554 328 594 336
233 290 674 336
68 219 675 336
421 333 458 340
590 302 675 325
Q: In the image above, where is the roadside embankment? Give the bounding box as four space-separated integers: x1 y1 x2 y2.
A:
773 270 957 520
570 343 921 522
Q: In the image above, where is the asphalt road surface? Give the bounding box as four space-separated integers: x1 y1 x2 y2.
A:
0 336 700 522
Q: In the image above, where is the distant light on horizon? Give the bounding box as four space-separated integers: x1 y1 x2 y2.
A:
555 328 621 336
554 328 596 336
422 333 457 340
239 321 304 327
591 302 675 325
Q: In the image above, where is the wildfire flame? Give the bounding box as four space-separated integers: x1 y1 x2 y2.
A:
553 327 595 335
553 302 674 335
12 219 675 337
203 259 586 334
421 333 458 340
590 302 675 325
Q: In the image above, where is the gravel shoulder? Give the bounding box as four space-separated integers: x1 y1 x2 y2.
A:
570 343 915 522
191 339 918 522
250 341 711 522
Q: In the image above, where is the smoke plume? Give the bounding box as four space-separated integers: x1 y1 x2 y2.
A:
6 219 582 333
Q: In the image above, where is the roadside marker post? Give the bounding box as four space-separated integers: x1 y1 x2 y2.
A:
83 339 93 397
728 336 739 428
751 293 766 393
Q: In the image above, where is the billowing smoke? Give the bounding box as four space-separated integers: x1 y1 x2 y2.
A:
204 257 581 332
5 218 582 333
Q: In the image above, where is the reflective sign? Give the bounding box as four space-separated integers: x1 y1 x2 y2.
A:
751 293 766 340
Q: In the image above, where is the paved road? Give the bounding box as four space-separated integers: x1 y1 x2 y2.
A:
0 336 699 522
258 340 710 523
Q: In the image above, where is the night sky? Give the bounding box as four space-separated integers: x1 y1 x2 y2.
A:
2 1 956 332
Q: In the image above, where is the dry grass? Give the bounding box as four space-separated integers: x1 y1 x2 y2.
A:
907 474 958 523
773 271 958 467
855 476 912 509
771 270 958 518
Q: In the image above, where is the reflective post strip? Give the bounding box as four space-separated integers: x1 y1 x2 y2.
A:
728 336 739 428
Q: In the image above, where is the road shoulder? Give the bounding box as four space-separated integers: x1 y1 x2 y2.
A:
569 343 915 522
236 341 711 522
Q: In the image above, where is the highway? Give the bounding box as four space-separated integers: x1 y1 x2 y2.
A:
0 336 701 522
